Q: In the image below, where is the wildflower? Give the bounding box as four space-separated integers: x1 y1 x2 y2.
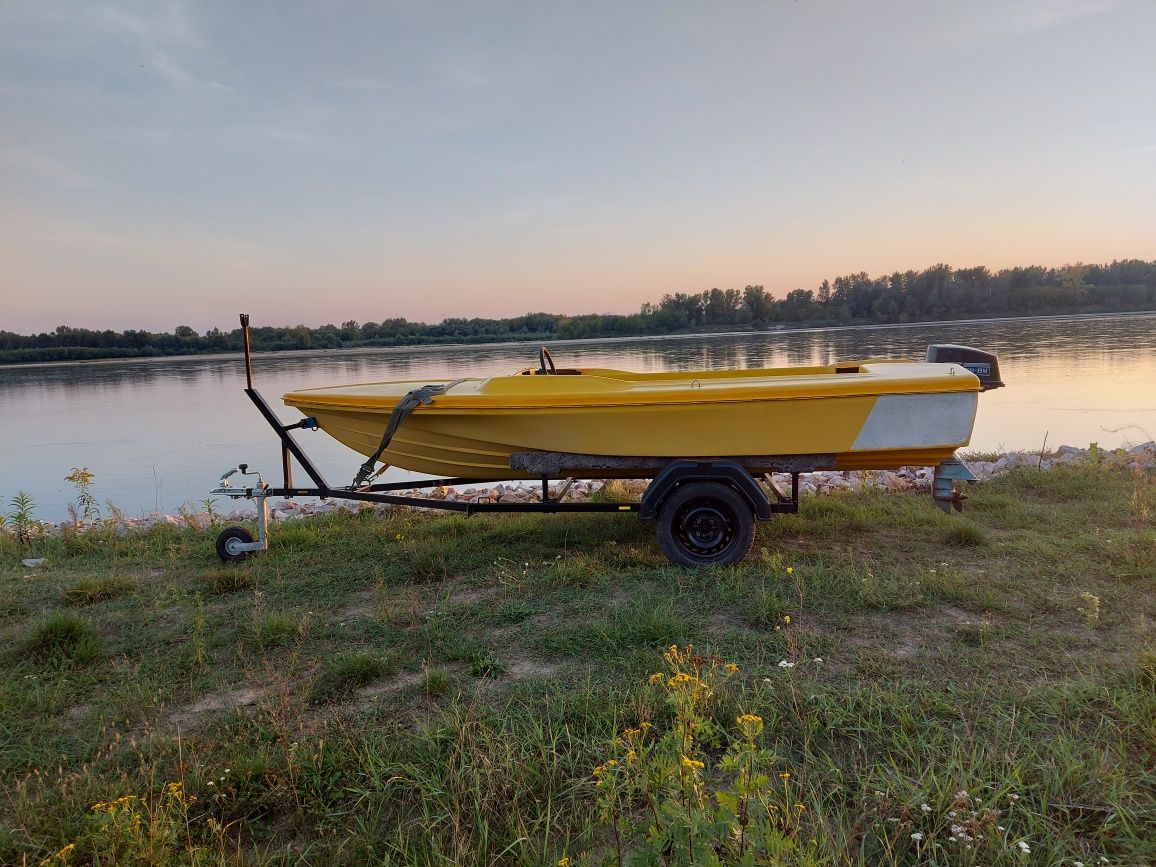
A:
625 749 637 762
779 772 791 780
640 721 652 730
724 662 739 673
680 755 705 770
910 832 923 842
794 803 805 811
777 659 795 669
558 858 571 867
669 672 694 687
783 614 791 624
1007 793 1020 801
786 566 794 574
648 672 665 685
1016 841 1031 853
920 803 932 813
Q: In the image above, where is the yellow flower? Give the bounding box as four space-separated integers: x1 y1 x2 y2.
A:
40 842 76 865
786 566 794 574
724 662 739 673
668 672 694 687
794 803 806 811
738 712 764 737
625 749 637 762
648 672 665 685
680 755 705 770
779 771 791 780
558 858 571 867
622 727 640 739
783 614 791 624
640 721 653 730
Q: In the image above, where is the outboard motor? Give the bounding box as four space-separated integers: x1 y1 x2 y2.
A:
926 344 1004 391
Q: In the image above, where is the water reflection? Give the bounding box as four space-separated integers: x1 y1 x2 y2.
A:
2 313 1153 519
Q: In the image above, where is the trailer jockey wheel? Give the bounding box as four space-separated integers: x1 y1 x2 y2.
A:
215 526 256 563
656 481 755 567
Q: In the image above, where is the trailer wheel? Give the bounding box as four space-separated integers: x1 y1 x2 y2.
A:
656 482 755 567
215 526 256 563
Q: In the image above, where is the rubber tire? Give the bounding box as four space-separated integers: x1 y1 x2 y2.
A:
655 481 756 567
215 526 256 563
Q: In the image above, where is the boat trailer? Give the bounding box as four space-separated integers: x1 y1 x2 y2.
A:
210 314 977 568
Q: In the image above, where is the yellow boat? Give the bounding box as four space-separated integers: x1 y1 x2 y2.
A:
282 345 1003 481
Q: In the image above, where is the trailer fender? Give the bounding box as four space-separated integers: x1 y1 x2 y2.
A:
639 460 772 521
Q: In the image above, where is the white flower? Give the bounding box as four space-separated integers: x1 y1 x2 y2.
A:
910 832 923 842
813 657 824 663
1016 840 1031 853
920 803 932 813
777 659 795 669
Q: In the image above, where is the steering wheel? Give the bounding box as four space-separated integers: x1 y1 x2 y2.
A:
538 346 557 375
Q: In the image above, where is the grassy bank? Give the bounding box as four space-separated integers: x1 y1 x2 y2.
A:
1 465 1153 865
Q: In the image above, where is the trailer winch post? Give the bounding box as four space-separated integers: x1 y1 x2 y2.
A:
240 313 254 390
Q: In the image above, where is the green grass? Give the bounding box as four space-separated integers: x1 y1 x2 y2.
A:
0 464 1152 865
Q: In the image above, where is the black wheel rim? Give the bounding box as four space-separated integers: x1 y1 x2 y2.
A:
674 498 736 561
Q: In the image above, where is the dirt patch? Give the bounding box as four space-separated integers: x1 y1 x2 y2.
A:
840 606 984 662
169 686 259 732
358 670 425 700
335 589 377 622
443 583 501 607
504 654 561 680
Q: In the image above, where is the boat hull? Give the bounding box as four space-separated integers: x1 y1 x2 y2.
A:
284 362 980 479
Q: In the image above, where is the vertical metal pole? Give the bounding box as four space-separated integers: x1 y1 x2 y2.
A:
282 442 294 491
239 313 253 390
541 476 550 503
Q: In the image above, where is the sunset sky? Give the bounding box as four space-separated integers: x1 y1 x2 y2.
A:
3 0 1154 334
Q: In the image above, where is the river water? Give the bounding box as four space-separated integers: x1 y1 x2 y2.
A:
2 313 1153 521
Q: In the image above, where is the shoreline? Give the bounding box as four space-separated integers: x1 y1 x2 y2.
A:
8 442 1153 540
3 308 1154 371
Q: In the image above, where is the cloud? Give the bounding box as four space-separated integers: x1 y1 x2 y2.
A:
95 0 231 91
979 0 1121 37
0 144 94 188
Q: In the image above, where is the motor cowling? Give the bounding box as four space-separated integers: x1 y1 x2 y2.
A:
925 344 1004 391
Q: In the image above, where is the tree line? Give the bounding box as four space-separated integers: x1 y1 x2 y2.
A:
3 259 1154 364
